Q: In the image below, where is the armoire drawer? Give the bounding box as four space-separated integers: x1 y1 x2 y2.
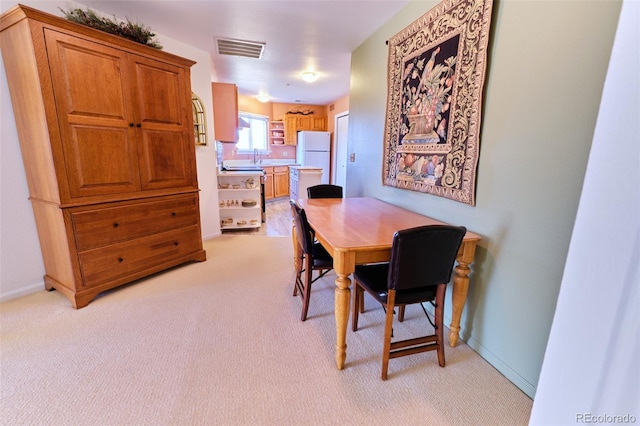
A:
78 225 202 288
71 194 200 250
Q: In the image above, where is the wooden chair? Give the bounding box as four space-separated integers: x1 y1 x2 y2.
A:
290 201 333 321
351 225 466 380
306 184 343 199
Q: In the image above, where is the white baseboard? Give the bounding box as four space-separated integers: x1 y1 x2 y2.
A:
445 312 537 399
202 231 222 241
463 333 537 399
0 281 44 303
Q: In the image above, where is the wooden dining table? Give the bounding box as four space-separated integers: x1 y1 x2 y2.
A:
296 197 481 370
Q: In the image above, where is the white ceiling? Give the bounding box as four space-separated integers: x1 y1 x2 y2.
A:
80 0 409 105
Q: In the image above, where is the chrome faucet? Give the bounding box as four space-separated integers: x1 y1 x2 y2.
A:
253 148 264 164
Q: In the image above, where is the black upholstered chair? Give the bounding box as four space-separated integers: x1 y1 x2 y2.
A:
306 184 343 199
290 201 333 321
351 225 466 380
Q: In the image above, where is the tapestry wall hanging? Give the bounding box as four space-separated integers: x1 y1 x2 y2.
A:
382 0 494 205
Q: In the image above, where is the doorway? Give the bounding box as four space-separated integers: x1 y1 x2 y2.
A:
333 111 349 190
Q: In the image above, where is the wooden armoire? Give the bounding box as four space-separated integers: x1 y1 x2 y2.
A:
0 5 206 308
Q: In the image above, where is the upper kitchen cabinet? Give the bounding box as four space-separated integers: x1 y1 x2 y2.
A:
284 114 298 145
284 113 327 144
0 4 205 308
297 116 327 132
212 82 239 143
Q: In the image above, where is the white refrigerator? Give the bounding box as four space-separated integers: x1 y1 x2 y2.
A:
296 131 331 184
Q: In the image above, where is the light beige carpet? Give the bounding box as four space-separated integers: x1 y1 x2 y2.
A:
0 235 532 425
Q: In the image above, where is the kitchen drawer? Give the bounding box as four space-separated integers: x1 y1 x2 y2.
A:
79 225 202 288
72 194 200 250
274 166 289 173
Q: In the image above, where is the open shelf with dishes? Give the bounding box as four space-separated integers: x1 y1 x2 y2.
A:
217 172 262 230
269 120 285 145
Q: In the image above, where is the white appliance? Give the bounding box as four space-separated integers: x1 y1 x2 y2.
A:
296 131 330 184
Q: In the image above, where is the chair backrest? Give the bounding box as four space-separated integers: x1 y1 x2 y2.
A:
307 184 343 199
387 225 466 291
290 200 315 254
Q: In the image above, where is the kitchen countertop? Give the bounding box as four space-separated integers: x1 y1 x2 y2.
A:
289 165 322 170
223 159 299 168
217 168 265 176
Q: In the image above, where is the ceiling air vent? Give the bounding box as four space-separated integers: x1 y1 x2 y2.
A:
216 38 265 59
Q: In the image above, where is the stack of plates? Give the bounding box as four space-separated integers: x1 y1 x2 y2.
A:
241 199 257 207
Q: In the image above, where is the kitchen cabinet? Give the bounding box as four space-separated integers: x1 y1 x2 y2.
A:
296 116 312 131
289 166 323 201
262 166 289 200
212 82 239 143
217 171 262 230
269 121 285 145
0 4 206 308
284 114 327 144
284 115 298 145
310 116 327 131
263 167 275 200
296 116 327 131
274 167 290 198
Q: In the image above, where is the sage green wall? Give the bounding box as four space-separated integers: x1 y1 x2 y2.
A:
347 0 622 397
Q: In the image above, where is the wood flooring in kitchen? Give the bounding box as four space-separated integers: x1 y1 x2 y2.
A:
222 198 293 237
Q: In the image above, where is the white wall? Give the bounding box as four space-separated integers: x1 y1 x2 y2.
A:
348 0 622 397
0 1 221 302
159 20 221 242
1 51 44 299
530 0 639 423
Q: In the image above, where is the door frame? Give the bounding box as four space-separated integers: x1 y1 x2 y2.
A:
333 110 349 189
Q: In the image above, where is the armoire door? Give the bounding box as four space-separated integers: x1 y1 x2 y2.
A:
130 55 196 191
44 29 141 199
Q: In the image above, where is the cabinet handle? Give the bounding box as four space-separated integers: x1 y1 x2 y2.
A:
136 123 141 128
171 212 177 217
118 257 124 263
113 222 119 228
173 242 179 246
129 123 134 127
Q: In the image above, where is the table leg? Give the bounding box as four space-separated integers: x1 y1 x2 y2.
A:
449 241 477 347
334 273 351 369
332 251 355 370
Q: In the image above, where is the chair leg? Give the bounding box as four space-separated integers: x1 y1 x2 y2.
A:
352 281 361 331
300 257 313 321
398 305 405 322
381 290 396 380
435 283 446 367
293 252 304 297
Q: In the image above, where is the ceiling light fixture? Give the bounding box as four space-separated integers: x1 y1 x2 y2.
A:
256 95 270 103
300 72 319 83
